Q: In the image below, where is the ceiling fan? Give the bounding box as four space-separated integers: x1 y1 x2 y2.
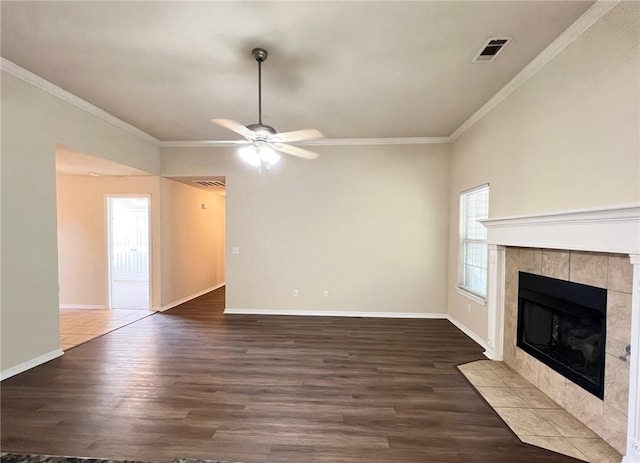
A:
212 48 323 168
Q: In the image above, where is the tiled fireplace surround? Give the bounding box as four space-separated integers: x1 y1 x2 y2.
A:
503 247 630 454
480 204 640 463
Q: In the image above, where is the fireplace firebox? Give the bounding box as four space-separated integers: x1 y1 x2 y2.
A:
517 272 606 399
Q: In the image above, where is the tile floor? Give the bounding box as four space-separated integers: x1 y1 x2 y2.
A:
59 308 152 350
459 360 622 463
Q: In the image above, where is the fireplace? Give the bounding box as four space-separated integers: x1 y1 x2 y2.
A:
517 271 606 399
480 205 639 458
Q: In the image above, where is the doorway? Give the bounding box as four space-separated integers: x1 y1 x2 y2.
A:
107 196 151 310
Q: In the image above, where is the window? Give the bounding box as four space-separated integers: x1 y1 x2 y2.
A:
458 184 489 300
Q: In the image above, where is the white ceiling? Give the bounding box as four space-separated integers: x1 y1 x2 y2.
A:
2 1 593 141
55 145 150 176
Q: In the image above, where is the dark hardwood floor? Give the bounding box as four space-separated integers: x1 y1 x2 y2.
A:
1 287 581 463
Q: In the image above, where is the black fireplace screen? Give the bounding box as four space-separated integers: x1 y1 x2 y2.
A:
517 272 606 399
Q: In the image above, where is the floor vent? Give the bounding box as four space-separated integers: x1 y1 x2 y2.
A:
193 180 225 187
472 37 513 62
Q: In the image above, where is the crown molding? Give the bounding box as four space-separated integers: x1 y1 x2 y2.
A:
449 0 620 142
300 137 450 146
160 140 248 148
159 136 450 148
1 57 160 146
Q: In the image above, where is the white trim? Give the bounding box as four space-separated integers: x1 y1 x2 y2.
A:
158 282 225 312
480 203 640 255
458 185 490 298
449 0 620 141
626 255 640 463
1 349 64 381
485 245 506 361
0 58 159 145
160 140 248 148
460 183 490 196
481 203 640 227
446 315 489 352
59 304 107 310
301 137 450 146
160 137 450 148
224 308 447 318
456 287 487 305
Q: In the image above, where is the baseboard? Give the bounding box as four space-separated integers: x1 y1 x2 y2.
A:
1 348 64 381
158 282 225 312
224 308 448 319
59 304 107 310
446 315 489 351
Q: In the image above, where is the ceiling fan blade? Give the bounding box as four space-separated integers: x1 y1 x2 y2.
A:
202 140 252 145
273 143 319 160
269 129 323 143
212 118 255 139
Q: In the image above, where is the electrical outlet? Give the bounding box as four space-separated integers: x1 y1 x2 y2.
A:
467 304 471 313
323 290 329 297
293 289 299 297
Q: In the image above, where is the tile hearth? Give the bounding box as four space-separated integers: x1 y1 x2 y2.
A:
459 360 622 463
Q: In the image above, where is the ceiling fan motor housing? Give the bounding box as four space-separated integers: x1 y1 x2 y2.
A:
247 123 276 139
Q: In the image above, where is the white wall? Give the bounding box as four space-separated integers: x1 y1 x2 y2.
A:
56 175 162 309
160 178 225 307
162 143 450 314
1 71 159 373
447 2 640 339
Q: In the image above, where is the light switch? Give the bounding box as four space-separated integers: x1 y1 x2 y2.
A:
231 246 240 255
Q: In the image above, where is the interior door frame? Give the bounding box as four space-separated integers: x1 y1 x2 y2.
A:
105 194 152 310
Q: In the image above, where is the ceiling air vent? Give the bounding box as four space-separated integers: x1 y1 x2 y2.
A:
472 37 513 63
193 180 225 188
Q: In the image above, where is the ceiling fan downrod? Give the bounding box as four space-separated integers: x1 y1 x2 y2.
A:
211 47 323 163
252 48 268 128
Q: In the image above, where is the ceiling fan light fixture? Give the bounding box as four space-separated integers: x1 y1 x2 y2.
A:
238 143 281 168
212 48 323 167
259 145 280 167
239 145 261 167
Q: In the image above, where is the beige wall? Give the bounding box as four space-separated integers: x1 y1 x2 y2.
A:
1 71 159 373
447 2 640 339
160 178 225 307
162 143 450 314
56 175 225 312
56 175 162 309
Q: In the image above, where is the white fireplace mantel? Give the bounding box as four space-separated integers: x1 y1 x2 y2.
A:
481 203 640 254
480 203 640 463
